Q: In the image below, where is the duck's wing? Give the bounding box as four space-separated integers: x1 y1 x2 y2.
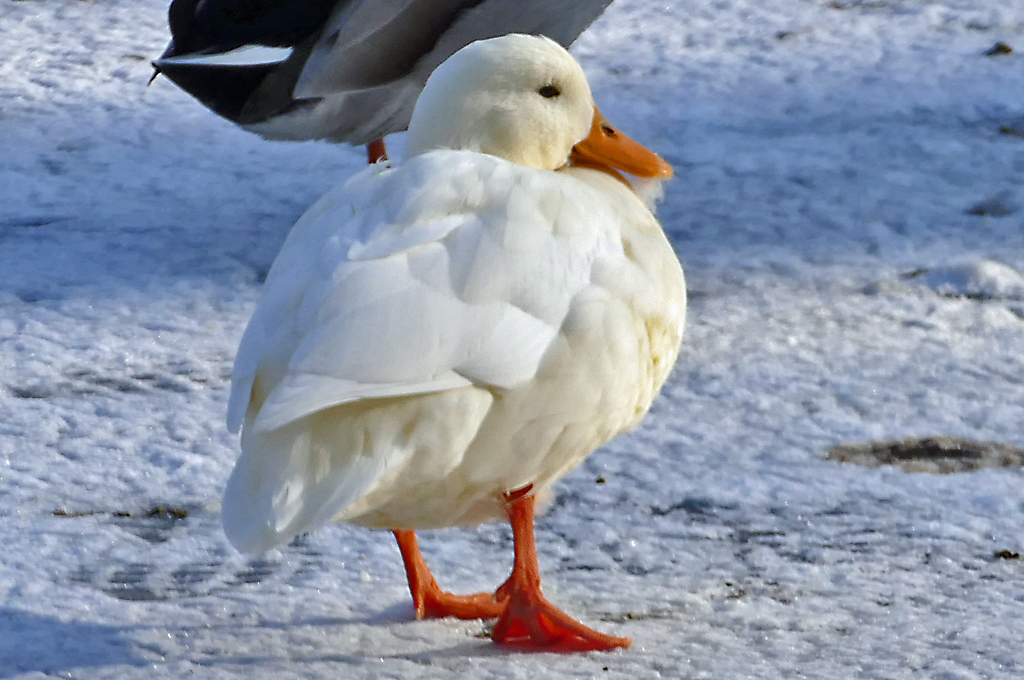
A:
153 0 335 121
161 0 339 56
293 0 476 96
229 152 610 436
295 0 615 98
154 0 453 130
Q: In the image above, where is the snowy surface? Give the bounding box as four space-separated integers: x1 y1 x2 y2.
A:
3 0 1024 677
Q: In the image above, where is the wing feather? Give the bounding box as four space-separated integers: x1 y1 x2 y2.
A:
294 0 488 97
253 372 472 433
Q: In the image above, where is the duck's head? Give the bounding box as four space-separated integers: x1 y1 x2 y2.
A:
404 34 671 180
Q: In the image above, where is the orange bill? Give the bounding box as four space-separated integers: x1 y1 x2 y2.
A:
569 107 673 182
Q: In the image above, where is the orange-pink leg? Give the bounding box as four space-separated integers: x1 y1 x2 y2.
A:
366 139 388 164
393 529 503 620
490 488 632 652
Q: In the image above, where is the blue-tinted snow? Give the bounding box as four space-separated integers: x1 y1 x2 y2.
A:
1 0 1023 677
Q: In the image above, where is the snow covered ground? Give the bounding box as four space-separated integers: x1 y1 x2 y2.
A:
2 0 1024 677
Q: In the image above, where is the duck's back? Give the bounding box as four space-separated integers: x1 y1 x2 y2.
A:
222 151 684 552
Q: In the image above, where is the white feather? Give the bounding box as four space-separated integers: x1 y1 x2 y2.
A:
156 44 293 68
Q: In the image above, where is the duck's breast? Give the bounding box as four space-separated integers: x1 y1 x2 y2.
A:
342 163 686 529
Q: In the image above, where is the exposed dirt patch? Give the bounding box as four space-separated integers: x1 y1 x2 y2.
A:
826 436 1024 473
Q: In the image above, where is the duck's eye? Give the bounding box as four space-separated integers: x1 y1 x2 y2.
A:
538 84 561 98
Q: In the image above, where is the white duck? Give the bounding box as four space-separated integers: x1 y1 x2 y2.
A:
223 34 685 651
153 0 614 162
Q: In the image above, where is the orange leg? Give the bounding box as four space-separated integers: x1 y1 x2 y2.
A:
490 490 632 652
366 139 388 164
394 529 503 620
